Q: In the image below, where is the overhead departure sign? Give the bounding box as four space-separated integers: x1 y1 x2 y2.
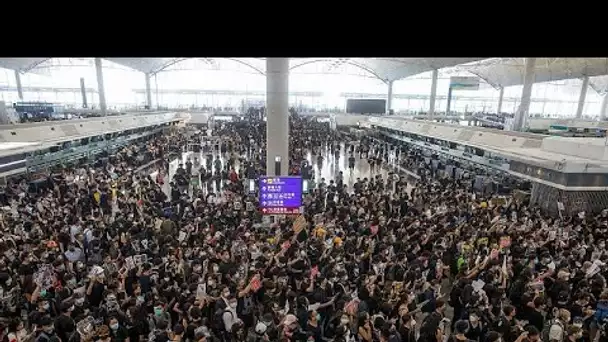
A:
259 176 302 215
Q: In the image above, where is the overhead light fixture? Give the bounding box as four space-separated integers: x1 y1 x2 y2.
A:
326 58 350 72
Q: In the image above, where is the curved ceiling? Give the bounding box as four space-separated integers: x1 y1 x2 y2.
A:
3 58 608 94
0 58 488 83
462 58 608 94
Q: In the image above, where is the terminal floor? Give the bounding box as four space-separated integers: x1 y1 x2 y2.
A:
152 146 410 196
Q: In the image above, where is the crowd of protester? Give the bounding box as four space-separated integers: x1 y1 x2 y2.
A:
0 113 607 342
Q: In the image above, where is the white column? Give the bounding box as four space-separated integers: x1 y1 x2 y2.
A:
145 73 153 109
575 76 589 119
387 80 393 114
428 69 438 118
497 86 504 113
600 94 608 121
512 58 536 131
94 58 107 116
266 58 290 176
80 77 88 108
14 71 23 100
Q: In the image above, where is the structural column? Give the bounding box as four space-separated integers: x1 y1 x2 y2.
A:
600 94 608 120
94 58 107 116
428 69 438 118
14 71 23 100
80 78 88 108
575 75 589 118
145 73 153 109
386 80 393 114
266 58 290 176
497 86 504 113
512 57 536 131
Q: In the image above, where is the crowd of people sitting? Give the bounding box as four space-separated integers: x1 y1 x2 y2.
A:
0 114 607 342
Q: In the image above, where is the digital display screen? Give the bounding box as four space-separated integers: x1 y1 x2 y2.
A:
259 176 302 215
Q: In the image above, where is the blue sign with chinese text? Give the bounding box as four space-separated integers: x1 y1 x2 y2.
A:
259 176 303 215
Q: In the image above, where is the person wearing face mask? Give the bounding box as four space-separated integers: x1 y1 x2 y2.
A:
221 296 241 339
465 312 486 342
108 317 129 342
35 317 59 342
29 298 52 327
306 310 323 342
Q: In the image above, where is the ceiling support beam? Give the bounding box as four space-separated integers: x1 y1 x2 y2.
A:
575 75 589 118
428 69 439 119
512 58 536 131
145 73 153 109
497 86 504 113
94 58 107 116
266 58 290 176
600 94 608 121
386 80 393 114
14 71 23 100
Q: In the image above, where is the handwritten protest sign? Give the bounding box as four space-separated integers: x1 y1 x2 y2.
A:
293 215 306 234
34 264 54 289
76 317 96 340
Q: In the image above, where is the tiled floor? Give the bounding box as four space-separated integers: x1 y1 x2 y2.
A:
151 145 412 196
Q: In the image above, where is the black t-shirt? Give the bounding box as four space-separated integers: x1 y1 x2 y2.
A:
54 314 75 342
185 321 201 341
88 282 105 307
524 308 544 332
219 261 235 276
139 275 153 294
28 310 46 326
154 332 170 342
110 326 130 342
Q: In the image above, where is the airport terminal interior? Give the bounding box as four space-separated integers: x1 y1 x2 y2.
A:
1 58 608 342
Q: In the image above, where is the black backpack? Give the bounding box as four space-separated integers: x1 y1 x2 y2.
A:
214 306 233 332
542 319 564 342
